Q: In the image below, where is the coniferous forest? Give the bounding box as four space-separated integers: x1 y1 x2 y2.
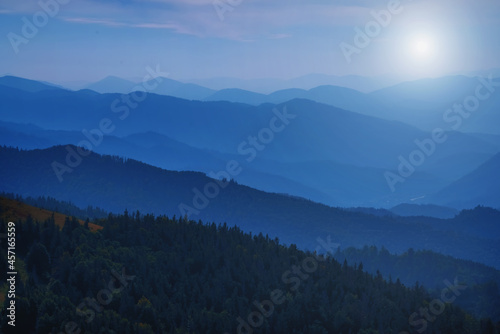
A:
0 198 498 333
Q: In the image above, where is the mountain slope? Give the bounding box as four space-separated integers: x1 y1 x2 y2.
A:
1 201 489 333
0 122 334 205
1 145 499 269
85 76 137 94
1 80 497 170
390 203 459 219
428 153 500 209
204 88 268 105
0 75 64 93
0 196 102 232
203 75 500 135
85 76 216 100
1 84 499 208
191 73 397 93
334 246 500 321
204 85 383 119
370 75 500 134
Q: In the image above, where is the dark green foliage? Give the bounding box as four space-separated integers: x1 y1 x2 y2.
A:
334 246 500 322
0 212 498 333
26 243 51 281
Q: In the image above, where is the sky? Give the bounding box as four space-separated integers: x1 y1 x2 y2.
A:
0 0 499 85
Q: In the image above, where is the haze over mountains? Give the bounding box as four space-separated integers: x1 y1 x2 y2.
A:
66 73 500 136
80 73 399 94
85 75 216 101
1 75 499 209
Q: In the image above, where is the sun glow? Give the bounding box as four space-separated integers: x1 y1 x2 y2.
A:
394 31 443 78
410 35 435 61
390 23 456 79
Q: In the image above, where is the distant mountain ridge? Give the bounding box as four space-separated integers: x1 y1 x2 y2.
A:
203 85 381 117
85 75 216 100
390 203 459 219
0 78 498 208
0 75 65 92
85 74 500 136
84 75 137 94
426 153 500 209
3 74 500 135
189 73 399 93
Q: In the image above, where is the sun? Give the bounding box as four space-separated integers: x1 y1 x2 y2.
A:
389 23 453 78
392 30 444 78
409 35 435 61
414 38 431 57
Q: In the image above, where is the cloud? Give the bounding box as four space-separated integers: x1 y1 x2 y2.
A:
145 0 214 5
63 17 127 27
3 0 499 42
268 34 292 40
0 0 376 39
62 16 203 39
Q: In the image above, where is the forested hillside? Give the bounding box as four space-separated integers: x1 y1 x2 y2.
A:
334 246 500 321
1 192 108 221
0 202 498 333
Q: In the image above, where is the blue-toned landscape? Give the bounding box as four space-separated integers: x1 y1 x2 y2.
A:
0 0 499 333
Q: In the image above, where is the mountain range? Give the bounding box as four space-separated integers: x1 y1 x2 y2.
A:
76 74 500 136
0 75 499 209
1 73 499 330
6 73 500 135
